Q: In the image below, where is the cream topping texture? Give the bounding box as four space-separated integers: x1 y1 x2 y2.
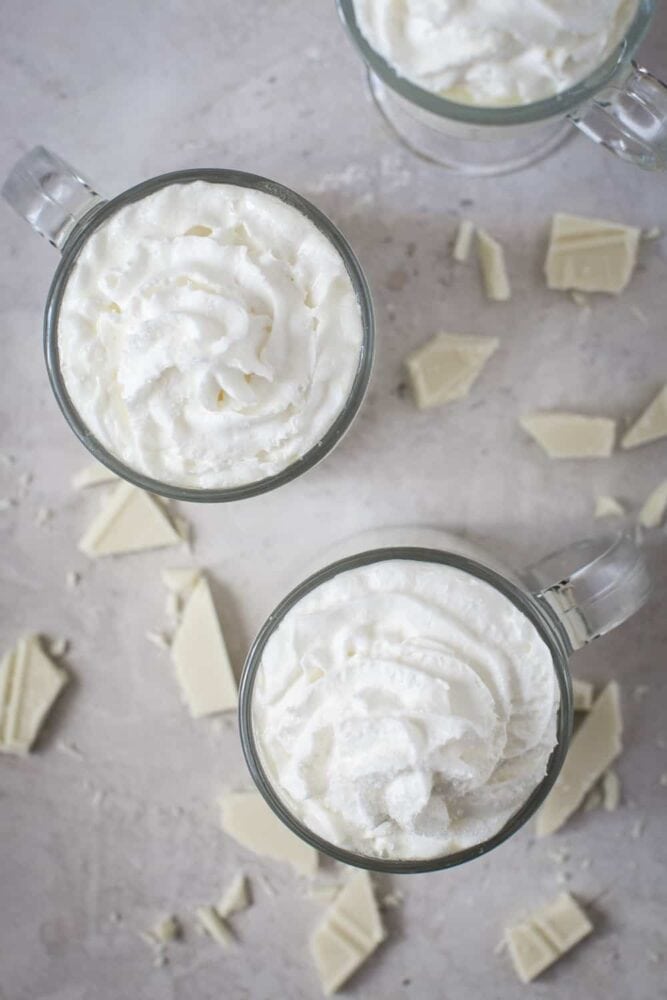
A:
253 559 559 860
353 0 639 106
58 181 364 488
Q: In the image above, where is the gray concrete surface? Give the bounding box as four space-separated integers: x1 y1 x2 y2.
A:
1 3 666 998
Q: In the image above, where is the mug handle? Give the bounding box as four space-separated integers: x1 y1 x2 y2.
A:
569 62 667 170
2 146 105 251
523 533 651 652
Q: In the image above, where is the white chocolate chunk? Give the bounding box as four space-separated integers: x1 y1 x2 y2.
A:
309 884 342 903
545 213 640 294
601 769 621 811
535 891 592 953
453 219 475 262
79 482 182 557
622 385 667 449
71 461 118 489
146 631 170 651
594 496 625 519
196 905 233 947
405 333 498 409
0 636 69 754
170 575 237 717
506 892 593 983
161 567 201 596
583 786 603 812
506 922 557 982
172 514 191 546
520 413 615 459
221 791 318 876
638 480 667 528
152 915 181 943
217 874 250 918
310 871 385 995
477 228 511 301
537 682 622 837
572 678 594 712
48 637 69 658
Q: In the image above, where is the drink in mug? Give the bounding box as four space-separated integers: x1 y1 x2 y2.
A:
240 533 649 871
2 151 374 500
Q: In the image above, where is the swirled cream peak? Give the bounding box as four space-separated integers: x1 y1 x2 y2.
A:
253 559 559 860
58 181 364 488
353 0 639 106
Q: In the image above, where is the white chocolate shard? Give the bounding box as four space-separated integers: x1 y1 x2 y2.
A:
506 922 557 983
170 575 237 717
79 482 182 557
310 871 385 995
196 906 233 947
453 219 475 262
221 791 318 876
545 213 640 294
572 678 594 712
536 682 622 837
601 769 621 811
48 637 69 658
594 496 625 519
71 461 118 489
0 636 69 754
583 786 603 812
622 385 667 450
146 631 171 651
152 915 181 943
520 413 615 459
506 892 593 983
309 884 342 903
217 873 250 918
406 333 498 409
638 480 667 528
477 228 511 301
161 567 201 596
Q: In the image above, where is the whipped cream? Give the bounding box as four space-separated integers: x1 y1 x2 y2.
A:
58 181 364 488
353 0 639 106
253 558 559 860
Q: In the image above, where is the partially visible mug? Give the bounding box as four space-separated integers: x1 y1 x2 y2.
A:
240 529 650 874
2 147 374 502
337 0 667 175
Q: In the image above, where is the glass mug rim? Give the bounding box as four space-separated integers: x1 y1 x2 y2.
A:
336 0 655 127
239 546 574 875
44 167 375 504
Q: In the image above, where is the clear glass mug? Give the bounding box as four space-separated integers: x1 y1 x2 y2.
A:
1 147 375 502
337 0 667 175
239 528 650 874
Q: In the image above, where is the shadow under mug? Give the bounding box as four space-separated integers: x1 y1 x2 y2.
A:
337 0 667 175
1 147 375 503
239 530 650 874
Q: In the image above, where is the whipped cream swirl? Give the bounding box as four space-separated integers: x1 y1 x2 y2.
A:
253 559 559 860
58 181 364 488
353 0 639 106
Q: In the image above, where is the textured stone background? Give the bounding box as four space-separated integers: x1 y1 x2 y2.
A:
1 3 666 998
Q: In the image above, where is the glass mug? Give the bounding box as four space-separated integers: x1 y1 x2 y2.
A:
239 528 650 874
1 147 375 503
337 0 667 175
